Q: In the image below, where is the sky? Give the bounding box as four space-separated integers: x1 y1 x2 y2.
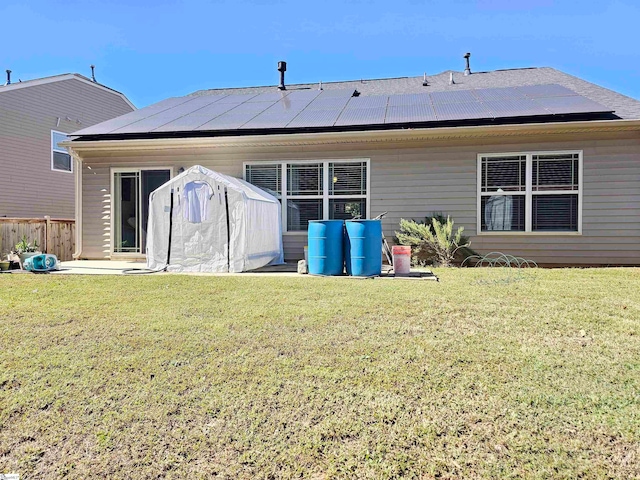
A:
2 0 639 108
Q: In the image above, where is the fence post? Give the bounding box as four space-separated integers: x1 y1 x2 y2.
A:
44 216 51 254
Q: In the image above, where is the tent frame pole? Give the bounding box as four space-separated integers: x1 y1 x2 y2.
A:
165 187 174 270
224 187 231 272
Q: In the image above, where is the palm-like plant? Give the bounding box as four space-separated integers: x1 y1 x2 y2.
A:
396 215 470 267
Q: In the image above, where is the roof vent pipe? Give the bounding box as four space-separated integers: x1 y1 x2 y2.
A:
464 52 471 76
449 72 455 85
5 69 11 85
422 72 428 86
277 61 287 91
90 65 96 82
318 80 323 91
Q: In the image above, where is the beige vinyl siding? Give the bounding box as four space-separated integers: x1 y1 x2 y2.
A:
0 78 133 218
79 130 640 265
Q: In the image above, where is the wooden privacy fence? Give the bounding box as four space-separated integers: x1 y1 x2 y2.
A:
0 217 75 261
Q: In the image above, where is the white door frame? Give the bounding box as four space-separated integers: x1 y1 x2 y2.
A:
110 166 174 257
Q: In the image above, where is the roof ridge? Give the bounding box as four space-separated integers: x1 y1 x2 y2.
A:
0 72 73 87
0 72 135 109
189 68 552 96
191 76 415 95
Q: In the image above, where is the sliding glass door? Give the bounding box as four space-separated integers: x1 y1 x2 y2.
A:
114 171 140 253
113 168 171 254
141 170 172 251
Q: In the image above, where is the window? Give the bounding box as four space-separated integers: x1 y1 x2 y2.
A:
286 163 323 230
245 164 281 198
51 131 72 172
478 152 582 234
245 160 369 232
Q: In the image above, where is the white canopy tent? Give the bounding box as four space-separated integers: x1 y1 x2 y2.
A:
146 165 284 272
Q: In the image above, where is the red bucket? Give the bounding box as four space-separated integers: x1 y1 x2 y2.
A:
392 246 411 275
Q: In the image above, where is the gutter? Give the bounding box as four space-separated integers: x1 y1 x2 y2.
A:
61 118 640 153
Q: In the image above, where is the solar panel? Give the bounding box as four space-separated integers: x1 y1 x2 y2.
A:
305 96 352 110
153 114 225 131
72 96 198 135
189 94 227 103
532 96 613 115
484 99 549 117
265 97 317 113
246 91 291 102
430 90 479 104
225 101 273 114
75 83 614 136
385 104 436 123
516 84 577 98
344 95 388 109
433 102 493 121
151 102 242 132
283 90 322 101
387 93 431 107
239 111 300 129
472 87 525 102
335 107 386 126
286 108 343 128
112 96 228 133
315 88 357 97
214 93 260 103
195 111 263 130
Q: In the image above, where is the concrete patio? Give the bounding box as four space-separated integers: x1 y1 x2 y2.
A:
3 260 436 280
53 260 301 276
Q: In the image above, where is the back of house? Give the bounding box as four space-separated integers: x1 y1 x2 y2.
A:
67 56 640 266
0 71 134 218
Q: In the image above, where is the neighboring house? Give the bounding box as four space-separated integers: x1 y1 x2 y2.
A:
67 59 640 265
0 71 134 218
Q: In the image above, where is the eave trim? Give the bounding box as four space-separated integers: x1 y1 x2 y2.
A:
62 119 640 153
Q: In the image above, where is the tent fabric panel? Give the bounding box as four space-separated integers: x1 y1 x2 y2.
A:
146 165 283 273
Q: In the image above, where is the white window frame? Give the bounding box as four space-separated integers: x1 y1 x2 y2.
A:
110 166 174 257
244 158 371 235
51 130 73 173
477 150 583 235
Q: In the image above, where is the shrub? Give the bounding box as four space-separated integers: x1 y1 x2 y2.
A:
395 215 472 267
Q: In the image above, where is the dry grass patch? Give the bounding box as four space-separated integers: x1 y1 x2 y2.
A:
1 268 639 478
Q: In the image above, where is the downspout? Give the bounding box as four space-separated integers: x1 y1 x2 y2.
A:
69 147 83 259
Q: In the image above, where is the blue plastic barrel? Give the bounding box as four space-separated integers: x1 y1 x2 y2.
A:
345 220 382 277
308 220 344 275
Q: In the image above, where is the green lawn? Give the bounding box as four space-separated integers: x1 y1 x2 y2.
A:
1 269 639 479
